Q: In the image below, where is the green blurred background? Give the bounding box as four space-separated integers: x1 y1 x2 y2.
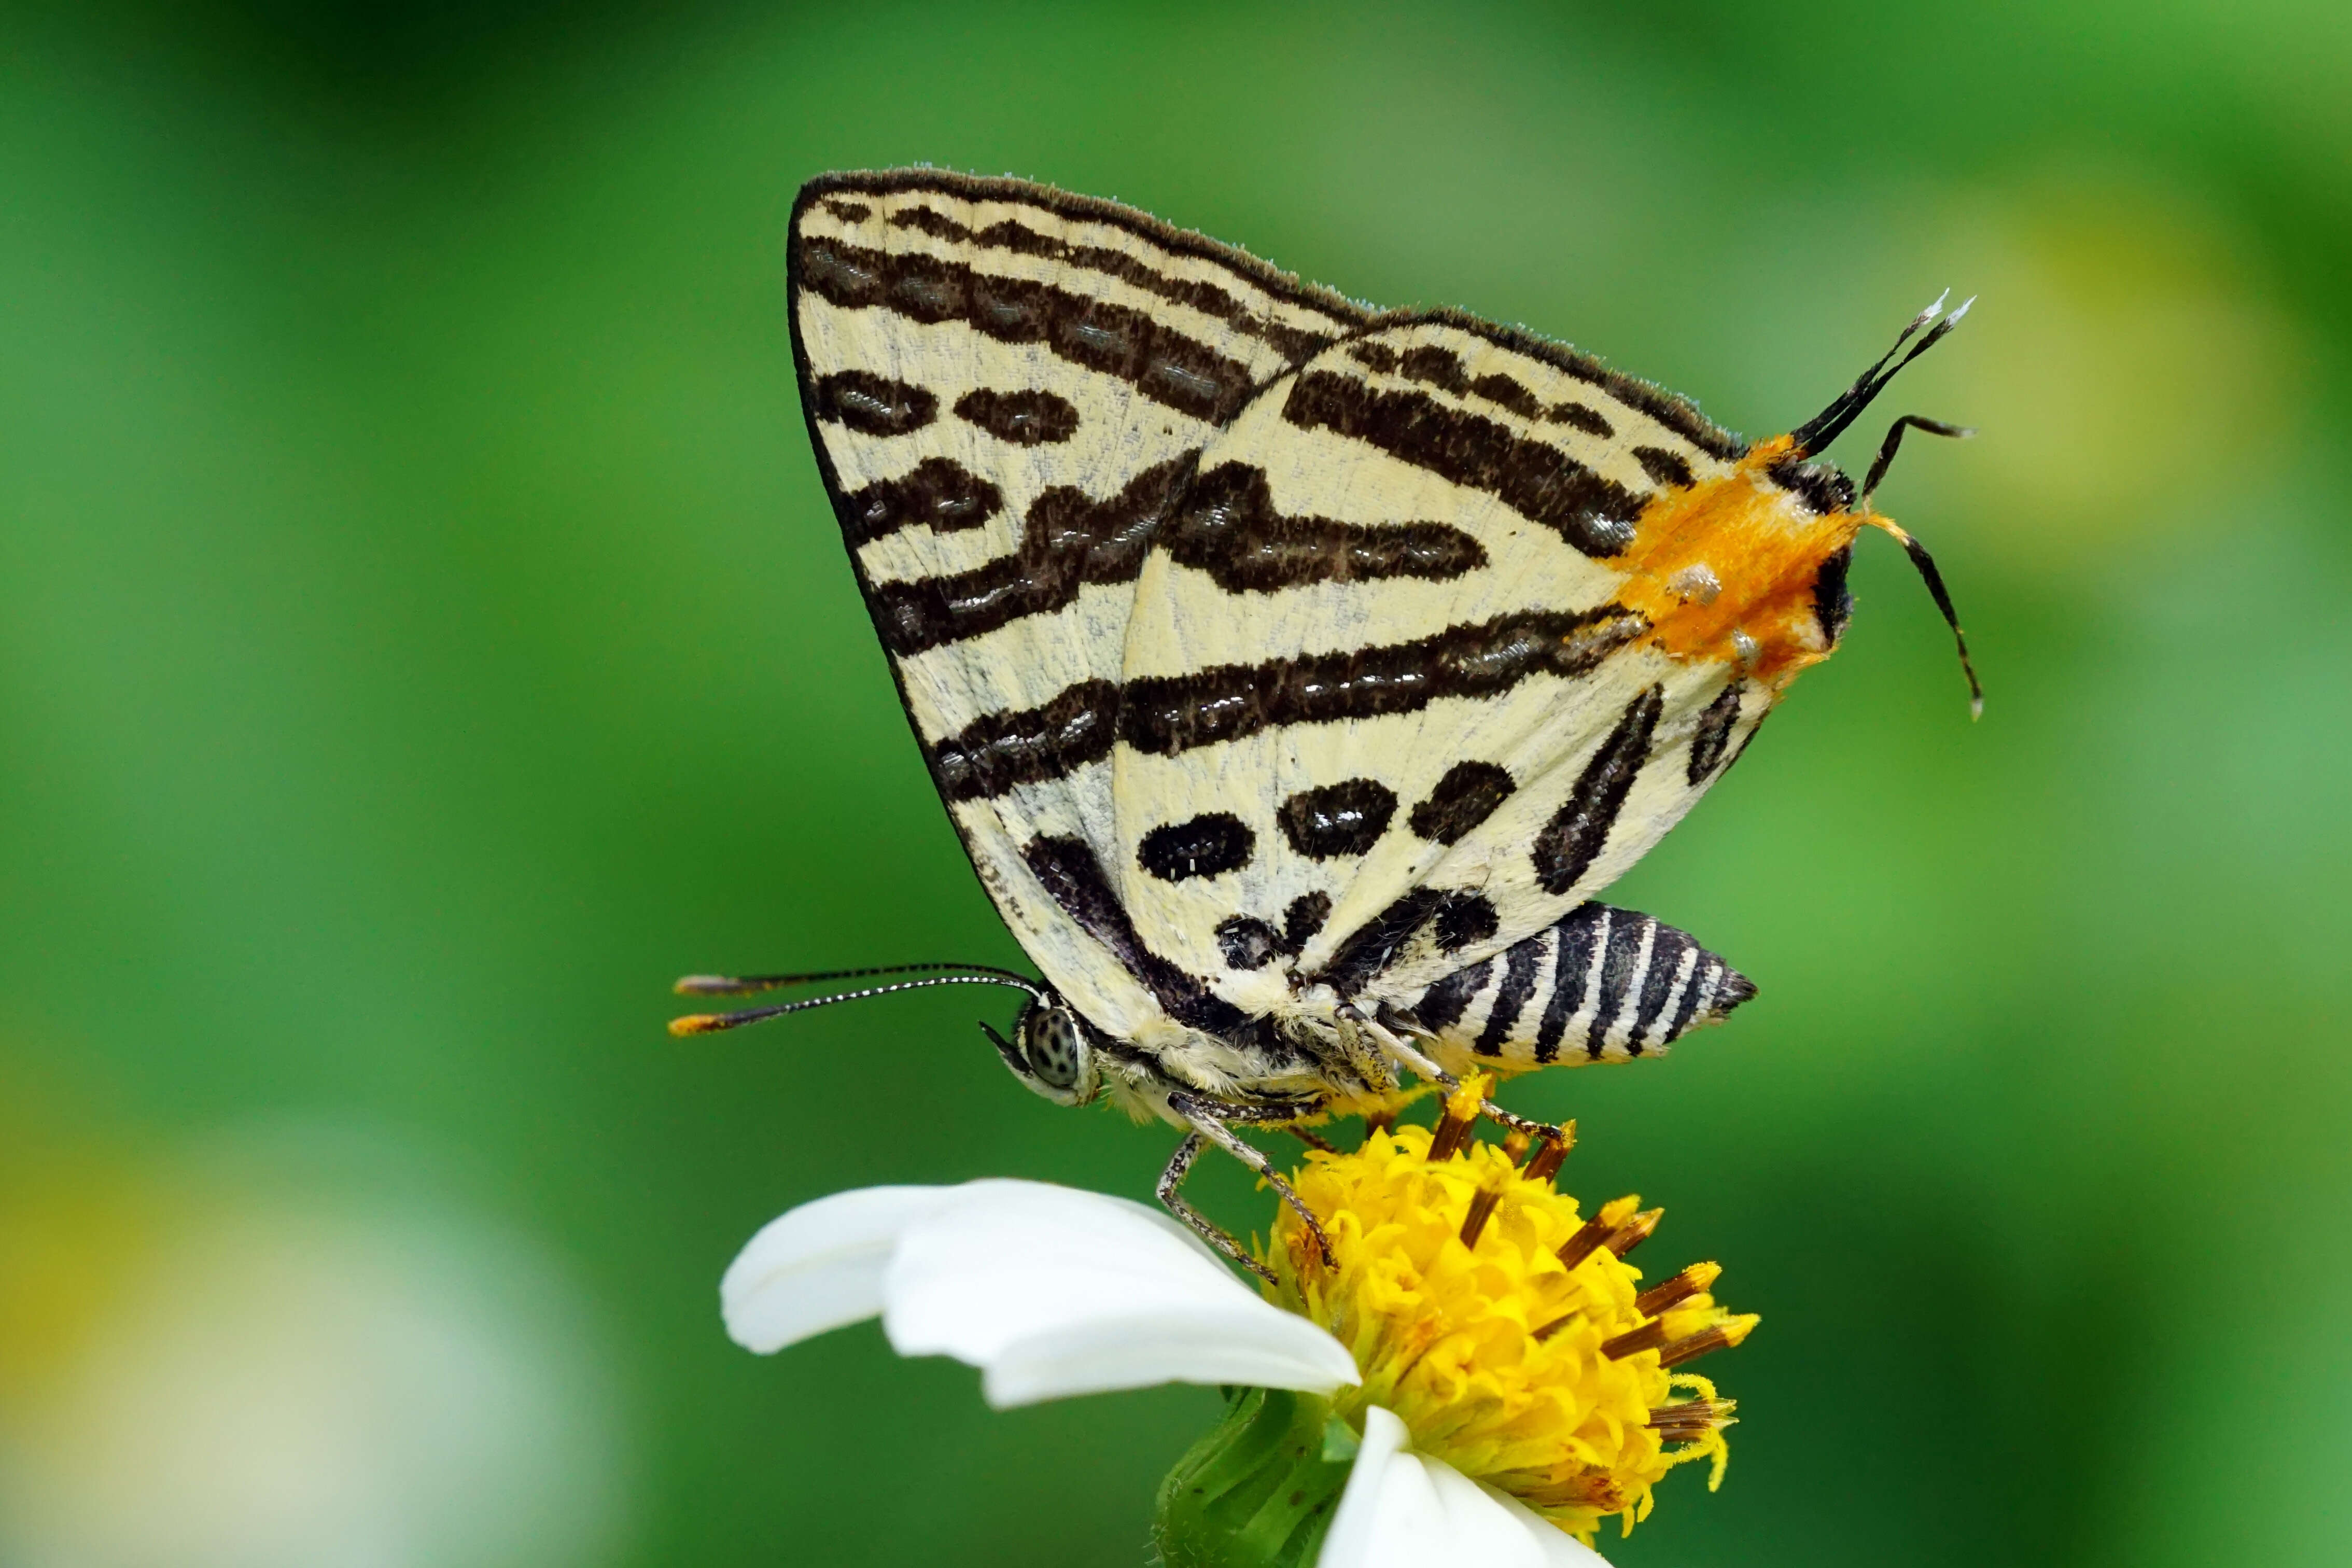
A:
3 2 2345 1563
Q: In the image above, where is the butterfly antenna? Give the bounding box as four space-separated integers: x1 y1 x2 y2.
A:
675 961 1037 997
1789 293 1973 457
1860 414 1975 504
669 973 1045 1036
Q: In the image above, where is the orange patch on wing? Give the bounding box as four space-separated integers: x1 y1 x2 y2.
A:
1614 435 1863 693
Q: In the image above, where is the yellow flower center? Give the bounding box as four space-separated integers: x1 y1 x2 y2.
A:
1262 1077 1757 1544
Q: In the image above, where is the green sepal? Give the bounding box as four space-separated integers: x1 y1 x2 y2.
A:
1152 1388 1357 1568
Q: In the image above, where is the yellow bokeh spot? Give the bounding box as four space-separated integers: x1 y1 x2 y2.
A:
1262 1123 1754 1544
1898 160 2305 566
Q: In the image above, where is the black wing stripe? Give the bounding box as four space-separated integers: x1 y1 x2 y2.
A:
1687 680 1744 784
876 201 1351 366
1281 370 1645 558
1166 463 1488 594
795 232 1262 424
842 458 1004 546
1021 836 1247 1035
1124 607 1644 760
869 457 1195 657
927 681 1122 803
1337 309 1742 460
810 370 937 436
1532 685 1665 897
800 170 1371 359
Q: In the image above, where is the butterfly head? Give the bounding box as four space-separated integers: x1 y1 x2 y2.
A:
1616 293 1982 716
984 992 1102 1108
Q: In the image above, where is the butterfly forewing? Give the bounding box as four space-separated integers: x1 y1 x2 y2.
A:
787 171 1368 1035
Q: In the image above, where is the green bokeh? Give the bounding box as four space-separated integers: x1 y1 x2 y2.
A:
3 2 2347 1563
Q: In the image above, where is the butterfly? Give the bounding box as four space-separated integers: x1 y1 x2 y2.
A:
676 169 1977 1272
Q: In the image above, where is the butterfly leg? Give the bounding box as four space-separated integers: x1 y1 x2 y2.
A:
1156 1132 1278 1284
1166 1093 1338 1273
1339 1004 1571 1153
1337 1002 1452 1086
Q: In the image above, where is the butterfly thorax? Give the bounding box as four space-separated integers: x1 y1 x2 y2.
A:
1098 981 1399 1125
1613 434 1868 695
1021 960 1409 1128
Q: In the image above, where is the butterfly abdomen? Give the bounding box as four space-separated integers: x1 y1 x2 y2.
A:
1401 903 1754 1071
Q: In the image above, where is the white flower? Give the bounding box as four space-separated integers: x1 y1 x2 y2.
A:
722 1178 1612 1567
1324 1408 1606 1568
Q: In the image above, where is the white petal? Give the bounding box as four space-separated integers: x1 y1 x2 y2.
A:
720 1186 955 1353
1319 1405 1415 1568
882 1180 1357 1402
981 1305 1362 1408
1319 1406 1612 1568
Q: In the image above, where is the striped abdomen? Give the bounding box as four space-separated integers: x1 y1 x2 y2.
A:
1399 903 1755 1070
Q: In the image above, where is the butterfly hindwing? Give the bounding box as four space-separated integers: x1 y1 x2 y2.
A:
1108 315 1775 1016
787 171 1368 1035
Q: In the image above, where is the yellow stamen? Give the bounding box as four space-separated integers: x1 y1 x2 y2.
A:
1661 1316 1758 1368
1601 1319 1674 1361
1426 1072 1493 1162
1557 1195 1641 1269
1521 1123 1575 1185
1261 1120 1756 1543
1457 1180 1505 1249
1634 1262 1721 1317
1649 1395 1737 1441
1606 1208 1664 1257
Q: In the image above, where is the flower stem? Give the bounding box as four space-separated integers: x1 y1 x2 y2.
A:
1152 1388 1355 1568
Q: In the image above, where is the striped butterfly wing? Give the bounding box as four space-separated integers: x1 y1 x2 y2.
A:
786 170 1369 1036
1110 314 1775 1030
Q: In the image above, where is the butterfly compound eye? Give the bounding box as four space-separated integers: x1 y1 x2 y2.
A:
1017 1002 1097 1103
